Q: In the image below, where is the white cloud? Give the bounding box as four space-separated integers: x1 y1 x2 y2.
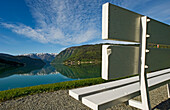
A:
120 0 152 9
0 35 18 44
119 0 170 24
1 0 169 46
1 23 47 43
143 1 170 23
1 0 103 45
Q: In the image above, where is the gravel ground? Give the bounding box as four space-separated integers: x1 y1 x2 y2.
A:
0 85 169 110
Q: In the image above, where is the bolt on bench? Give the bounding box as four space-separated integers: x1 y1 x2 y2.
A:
69 3 170 110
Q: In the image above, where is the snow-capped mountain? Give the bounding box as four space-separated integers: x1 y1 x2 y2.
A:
19 53 58 62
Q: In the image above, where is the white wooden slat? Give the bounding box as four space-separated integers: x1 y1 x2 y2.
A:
82 73 170 110
69 76 138 100
69 68 170 101
147 68 170 78
82 82 139 110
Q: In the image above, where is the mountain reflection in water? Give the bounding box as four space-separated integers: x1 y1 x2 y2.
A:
52 64 101 79
0 64 56 78
0 63 101 91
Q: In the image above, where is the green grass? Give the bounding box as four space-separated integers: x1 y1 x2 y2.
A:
0 78 105 102
0 74 137 102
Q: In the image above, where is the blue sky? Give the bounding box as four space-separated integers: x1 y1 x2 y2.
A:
0 0 170 55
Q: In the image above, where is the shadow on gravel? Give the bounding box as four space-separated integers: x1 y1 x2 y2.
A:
152 99 170 110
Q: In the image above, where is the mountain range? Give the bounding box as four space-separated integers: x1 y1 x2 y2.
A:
0 53 45 73
19 53 58 63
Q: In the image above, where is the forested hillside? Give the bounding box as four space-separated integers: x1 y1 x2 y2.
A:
51 44 102 64
0 53 45 73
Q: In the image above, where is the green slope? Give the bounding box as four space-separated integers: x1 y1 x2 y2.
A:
51 44 102 64
51 47 75 64
0 53 46 73
66 44 102 62
0 58 24 73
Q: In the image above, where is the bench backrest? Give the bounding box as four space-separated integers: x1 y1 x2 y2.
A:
102 2 170 110
102 3 170 80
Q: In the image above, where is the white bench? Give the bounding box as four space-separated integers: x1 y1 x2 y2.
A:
69 68 170 110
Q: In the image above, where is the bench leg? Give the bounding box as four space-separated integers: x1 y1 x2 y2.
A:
140 76 151 110
167 83 170 98
128 99 143 110
140 16 151 110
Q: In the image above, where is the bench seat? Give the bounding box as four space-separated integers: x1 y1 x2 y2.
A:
69 68 170 110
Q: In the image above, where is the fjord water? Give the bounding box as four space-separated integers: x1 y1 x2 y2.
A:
0 64 101 91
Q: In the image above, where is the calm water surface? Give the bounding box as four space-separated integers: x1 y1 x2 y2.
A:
0 64 101 91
